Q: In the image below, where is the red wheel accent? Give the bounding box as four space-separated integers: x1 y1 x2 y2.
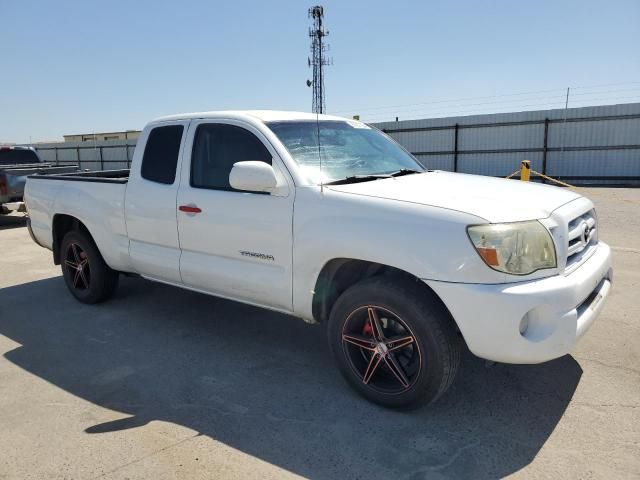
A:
341 305 420 394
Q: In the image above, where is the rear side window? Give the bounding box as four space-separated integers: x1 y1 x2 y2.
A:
0 148 40 166
141 125 184 184
191 124 271 191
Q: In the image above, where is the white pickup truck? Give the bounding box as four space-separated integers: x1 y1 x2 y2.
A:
25 111 612 409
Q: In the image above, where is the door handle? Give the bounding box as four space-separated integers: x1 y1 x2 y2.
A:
178 205 202 214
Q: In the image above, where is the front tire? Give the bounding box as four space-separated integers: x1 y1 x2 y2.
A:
60 230 119 304
327 276 460 409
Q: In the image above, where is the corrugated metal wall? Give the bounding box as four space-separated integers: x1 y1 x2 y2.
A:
373 103 640 185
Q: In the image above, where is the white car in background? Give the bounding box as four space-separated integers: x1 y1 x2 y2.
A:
25 111 612 409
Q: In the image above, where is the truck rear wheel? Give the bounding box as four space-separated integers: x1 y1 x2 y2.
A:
327 276 460 409
60 230 119 304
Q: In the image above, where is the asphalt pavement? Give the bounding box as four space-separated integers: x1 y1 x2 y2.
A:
0 187 638 479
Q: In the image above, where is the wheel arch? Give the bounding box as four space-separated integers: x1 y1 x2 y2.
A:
311 258 458 331
51 214 93 265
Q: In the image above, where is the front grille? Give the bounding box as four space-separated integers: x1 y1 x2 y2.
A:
565 209 597 270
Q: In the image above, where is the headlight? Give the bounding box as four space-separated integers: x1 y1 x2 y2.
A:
467 221 556 275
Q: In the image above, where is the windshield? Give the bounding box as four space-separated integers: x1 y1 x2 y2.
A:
266 120 424 183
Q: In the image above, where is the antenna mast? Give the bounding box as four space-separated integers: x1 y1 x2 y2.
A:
308 6 332 114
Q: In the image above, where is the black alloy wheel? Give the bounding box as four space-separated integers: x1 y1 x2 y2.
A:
341 305 421 394
328 276 461 409
64 242 91 291
60 229 119 304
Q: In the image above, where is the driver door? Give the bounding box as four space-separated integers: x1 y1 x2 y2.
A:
176 120 294 311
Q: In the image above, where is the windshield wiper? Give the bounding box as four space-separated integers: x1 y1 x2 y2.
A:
324 169 423 185
324 174 392 185
388 168 423 177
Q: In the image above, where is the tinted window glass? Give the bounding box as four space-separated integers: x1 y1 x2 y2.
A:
141 125 184 184
0 149 40 166
191 124 271 190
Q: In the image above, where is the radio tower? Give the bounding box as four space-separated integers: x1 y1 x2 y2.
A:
307 6 332 114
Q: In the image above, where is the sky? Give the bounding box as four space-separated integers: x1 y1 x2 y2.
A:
1 0 639 143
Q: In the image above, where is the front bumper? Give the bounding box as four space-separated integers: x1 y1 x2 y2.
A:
425 242 613 364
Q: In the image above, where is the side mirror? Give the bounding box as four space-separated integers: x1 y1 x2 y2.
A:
229 161 278 193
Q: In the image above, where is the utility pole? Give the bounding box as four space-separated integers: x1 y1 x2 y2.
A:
307 6 332 114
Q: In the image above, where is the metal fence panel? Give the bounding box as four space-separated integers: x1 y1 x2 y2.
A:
547 149 640 177
102 146 130 163
414 154 454 171
392 130 453 152
459 152 544 177
35 148 57 162
25 139 138 170
459 124 543 150
373 102 640 185
548 118 640 148
79 148 100 162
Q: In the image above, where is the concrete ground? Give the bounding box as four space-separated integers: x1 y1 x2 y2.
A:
0 187 638 480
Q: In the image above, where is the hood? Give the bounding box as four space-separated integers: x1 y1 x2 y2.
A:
326 171 582 223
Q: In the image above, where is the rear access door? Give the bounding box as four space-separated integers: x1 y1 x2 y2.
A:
125 121 190 284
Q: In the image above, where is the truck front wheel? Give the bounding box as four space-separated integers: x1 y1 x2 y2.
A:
327 276 461 409
60 230 119 304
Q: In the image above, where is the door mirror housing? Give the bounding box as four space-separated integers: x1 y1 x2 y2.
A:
229 161 278 193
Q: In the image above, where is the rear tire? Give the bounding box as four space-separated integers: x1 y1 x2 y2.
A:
327 276 460 409
60 230 119 304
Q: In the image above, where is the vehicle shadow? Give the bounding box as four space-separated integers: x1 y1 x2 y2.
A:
0 276 582 479
0 214 27 230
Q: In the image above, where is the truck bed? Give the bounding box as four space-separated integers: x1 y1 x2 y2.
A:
28 169 130 184
25 169 131 270
2 163 82 211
